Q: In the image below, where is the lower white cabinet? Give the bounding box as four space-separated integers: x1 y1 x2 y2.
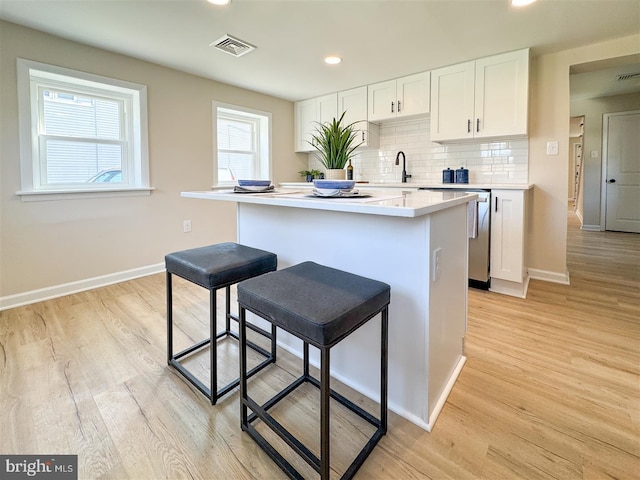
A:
490 189 526 284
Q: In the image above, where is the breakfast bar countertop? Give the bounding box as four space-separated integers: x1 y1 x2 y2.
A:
181 188 478 218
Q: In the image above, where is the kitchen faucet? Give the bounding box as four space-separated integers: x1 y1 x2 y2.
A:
395 151 412 183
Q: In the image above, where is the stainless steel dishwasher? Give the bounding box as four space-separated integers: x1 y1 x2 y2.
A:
419 188 491 289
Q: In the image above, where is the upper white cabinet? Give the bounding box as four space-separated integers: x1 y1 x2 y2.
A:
367 72 430 122
338 86 379 149
294 93 337 152
430 49 529 142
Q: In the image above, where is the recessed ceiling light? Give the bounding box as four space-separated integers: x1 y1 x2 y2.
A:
324 56 342 65
207 0 231 5
510 0 537 6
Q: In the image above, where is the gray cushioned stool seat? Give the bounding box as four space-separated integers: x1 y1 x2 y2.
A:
237 261 390 479
165 242 277 405
238 261 390 347
165 242 276 289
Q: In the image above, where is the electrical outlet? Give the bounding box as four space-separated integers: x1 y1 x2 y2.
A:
183 220 192 233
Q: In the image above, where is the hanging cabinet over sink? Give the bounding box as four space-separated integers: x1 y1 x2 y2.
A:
367 71 430 122
430 49 529 142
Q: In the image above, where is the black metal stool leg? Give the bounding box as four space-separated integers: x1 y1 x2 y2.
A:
210 288 217 405
225 286 232 333
166 272 173 364
320 346 331 480
239 306 248 428
303 342 309 378
381 306 389 434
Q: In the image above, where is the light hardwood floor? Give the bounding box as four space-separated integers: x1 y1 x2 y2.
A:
1 210 638 479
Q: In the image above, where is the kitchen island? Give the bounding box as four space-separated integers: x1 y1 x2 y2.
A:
181 188 477 431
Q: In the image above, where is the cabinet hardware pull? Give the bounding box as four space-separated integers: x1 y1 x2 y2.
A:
391 101 395 113
467 119 471 133
362 132 365 142
476 119 480 132
398 100 401 112
495 197 498 213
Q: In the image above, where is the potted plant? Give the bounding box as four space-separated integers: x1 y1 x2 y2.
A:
298 170 313 182
309 112 362 180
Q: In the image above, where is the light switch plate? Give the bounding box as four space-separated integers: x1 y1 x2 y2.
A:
546 141 559 155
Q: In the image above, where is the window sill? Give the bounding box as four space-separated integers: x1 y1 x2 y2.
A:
17 187 155 202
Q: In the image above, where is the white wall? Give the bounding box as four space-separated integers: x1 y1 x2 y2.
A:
525 34 639 283
0 21 304 305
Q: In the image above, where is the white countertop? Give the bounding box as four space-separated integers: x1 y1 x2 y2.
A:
280 182 534 190
182 188 477 218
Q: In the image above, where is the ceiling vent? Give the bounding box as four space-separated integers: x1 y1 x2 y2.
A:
616 72 640 81
210 34 256 57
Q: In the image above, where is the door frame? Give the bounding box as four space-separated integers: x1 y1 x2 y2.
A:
599 109 640 231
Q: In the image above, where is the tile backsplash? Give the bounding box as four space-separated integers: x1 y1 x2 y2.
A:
308 117 528 185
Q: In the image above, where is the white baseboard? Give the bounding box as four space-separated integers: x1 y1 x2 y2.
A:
0 263 165 311
490 275 530 298
581 224 602 232
528 268 570 285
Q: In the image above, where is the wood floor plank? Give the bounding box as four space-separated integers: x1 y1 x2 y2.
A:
0 208 638 479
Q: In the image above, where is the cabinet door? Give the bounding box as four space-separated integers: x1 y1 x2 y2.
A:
294 98 316 152
338 86 379 148
490 189 525 283
338 86 367 124
474 49 529 138
367 79 396 122
430 61 475 141
316 93 338 125
397 71 430 118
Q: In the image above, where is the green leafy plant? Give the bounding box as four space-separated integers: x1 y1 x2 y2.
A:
309 112 363 170
310 169 322 178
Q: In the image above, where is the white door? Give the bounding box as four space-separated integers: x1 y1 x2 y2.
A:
604 111 640 233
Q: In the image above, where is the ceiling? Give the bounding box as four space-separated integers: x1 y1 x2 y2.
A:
1 0 639 102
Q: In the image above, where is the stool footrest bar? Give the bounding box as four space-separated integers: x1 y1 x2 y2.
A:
243 422 305 480
244 394 321 473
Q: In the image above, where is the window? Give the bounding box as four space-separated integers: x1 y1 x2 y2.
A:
214 103 271 186
17 59 150 200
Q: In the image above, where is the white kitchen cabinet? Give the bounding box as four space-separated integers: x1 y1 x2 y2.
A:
490 189 526 284
294 93 337 152
294 98 316 152
338 86 379 148
367 71 430 122
430 49 529 142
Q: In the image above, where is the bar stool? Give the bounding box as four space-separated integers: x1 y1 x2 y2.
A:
237 261 390 479
166 242 277 405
